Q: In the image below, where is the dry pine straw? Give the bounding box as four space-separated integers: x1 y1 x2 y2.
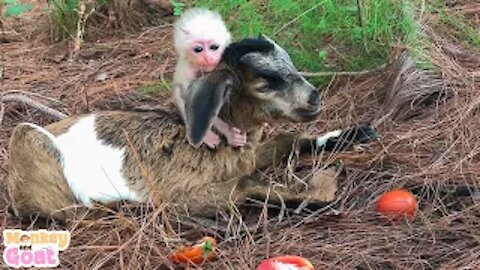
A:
1 3 480 270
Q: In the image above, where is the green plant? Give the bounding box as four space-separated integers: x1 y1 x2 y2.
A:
49 0 80 40
2 0 33 17
180 0 424 76
170 0 186 16
139 80 171 96
48 0 159 41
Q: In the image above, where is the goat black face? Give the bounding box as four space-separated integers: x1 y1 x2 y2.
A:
238 35 321 123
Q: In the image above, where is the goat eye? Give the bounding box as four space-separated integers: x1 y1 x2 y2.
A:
210 44 219 51
256 85 270 93
193 46 204 53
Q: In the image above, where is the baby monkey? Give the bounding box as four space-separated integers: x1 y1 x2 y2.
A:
173 8 247 149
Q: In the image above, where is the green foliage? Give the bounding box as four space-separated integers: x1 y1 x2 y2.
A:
2 0 32 17
49 0 80 40
181 0 424 75
48 0 110 41
170 0 186 16
139 80 171 96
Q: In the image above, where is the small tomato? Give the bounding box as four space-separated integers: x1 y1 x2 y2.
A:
170 236 217 266
377 189 417 220
257 255 315 270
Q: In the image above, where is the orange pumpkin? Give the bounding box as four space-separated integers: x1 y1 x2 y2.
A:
377 189 417 220
257 255 314 270
170 236 217 266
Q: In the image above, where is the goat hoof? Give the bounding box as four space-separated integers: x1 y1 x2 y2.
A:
353 126 378 144
343 126 378 144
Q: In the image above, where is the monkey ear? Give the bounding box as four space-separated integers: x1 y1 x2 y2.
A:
184 70 236 147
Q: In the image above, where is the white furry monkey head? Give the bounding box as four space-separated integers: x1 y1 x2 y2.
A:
174 8 231 73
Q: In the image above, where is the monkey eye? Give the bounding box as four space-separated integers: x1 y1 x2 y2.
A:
193 46 204 53
209 44 220 51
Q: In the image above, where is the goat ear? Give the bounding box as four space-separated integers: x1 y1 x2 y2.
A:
222 38 274 69
258 33 274 43
184 70 235 147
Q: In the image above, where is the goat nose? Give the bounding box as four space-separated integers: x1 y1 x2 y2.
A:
308 91 320 106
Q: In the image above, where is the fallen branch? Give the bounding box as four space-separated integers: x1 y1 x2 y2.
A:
0 94 67 120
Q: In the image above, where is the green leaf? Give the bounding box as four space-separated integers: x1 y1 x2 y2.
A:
4 3 33 17
170 0 185 16
201 240 213 258
318 50 328 61
65 0 78 12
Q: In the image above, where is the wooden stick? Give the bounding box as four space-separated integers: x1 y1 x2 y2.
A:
0 94 67 120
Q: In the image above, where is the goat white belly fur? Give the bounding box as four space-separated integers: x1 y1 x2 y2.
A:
23 115 141 206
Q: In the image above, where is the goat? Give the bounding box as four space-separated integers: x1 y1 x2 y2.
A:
5 35 377 221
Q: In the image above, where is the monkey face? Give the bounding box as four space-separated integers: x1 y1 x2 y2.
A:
187 40 225 73
174 7 232 74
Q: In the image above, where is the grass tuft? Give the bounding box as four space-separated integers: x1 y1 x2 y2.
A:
48 0 81 40
2 0 33 17
179 0 426 74
139 80 172 96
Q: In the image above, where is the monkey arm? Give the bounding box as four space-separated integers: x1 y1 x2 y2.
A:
212 117 247 147
173 84 187 121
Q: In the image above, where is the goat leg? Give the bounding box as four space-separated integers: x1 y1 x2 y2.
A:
7 123 83 221
254 126 377 169
237 177 331 211
298 126 378 155
254 133 299 170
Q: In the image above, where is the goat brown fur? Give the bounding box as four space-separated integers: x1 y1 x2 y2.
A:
6 36 376 221
7 110 316 220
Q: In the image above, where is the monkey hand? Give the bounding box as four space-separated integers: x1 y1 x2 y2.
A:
203 130 221 149
224 127 247 148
